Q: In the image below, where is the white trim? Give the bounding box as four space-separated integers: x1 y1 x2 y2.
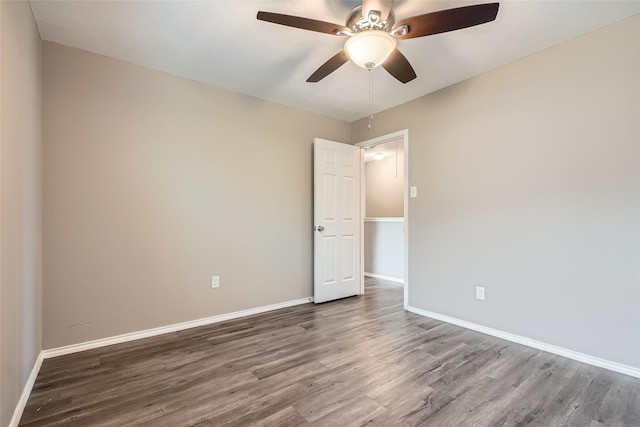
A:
364 217 404 223
43 297 312 359
402 132 409 310
355 130 407 149
9 351 44 427
364 272 404 284
359 145 365 295
407 306 640 379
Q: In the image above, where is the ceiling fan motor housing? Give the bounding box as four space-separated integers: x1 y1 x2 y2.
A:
346 5 395 32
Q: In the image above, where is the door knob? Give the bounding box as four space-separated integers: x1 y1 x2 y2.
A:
315 225 325 232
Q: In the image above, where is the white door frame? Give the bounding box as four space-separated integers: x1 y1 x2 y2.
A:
356 129 409 310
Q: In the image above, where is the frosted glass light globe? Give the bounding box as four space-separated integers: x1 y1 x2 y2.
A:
344 30 397 69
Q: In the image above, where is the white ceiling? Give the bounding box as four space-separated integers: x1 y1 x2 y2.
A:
29 1 640 122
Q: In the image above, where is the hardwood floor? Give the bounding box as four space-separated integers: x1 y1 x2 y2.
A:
20 278 640 426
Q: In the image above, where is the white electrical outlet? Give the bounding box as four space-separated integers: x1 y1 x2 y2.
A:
410 186 418 198
211 276 220 288
476 286 485 300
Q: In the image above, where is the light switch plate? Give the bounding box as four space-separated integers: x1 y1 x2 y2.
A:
410 186 417 198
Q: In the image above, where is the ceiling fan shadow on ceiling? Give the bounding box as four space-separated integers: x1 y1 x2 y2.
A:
257 0 499 84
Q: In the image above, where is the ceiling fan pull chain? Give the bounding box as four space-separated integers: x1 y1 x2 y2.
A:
368 66 374 130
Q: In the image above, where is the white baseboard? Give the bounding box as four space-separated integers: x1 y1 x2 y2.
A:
43 297 313 359
364 272 404 284
407 306 640 379
9 351 44 427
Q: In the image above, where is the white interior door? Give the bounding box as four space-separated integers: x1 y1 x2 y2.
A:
313 138 361 303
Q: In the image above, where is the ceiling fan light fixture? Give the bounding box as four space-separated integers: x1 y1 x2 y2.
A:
344 30 397 69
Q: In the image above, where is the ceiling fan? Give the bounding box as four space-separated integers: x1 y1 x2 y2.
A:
257 0 499 84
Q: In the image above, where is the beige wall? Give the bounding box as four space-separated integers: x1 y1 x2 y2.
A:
42 42 350 349
1 1 43 425
365 141 404 217
352 15 640 369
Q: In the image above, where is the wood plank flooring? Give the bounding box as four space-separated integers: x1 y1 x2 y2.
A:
20 278 640 426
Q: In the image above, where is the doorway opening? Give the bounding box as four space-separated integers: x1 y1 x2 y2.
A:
356 130 409 309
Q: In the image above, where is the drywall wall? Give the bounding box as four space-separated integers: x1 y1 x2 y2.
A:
352 15 640 369
42 42 350 349
365 142 404 217
364 219 404 280
1 1 43 425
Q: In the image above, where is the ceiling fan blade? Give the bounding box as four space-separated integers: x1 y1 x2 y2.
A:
307 51 350 83
257 11 350 35
394 3 499 40
382 49 416 83
362 0 394 23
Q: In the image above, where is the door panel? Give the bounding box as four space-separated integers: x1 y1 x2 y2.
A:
314 138 361 303
323 236 336 284
323 174 336 221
